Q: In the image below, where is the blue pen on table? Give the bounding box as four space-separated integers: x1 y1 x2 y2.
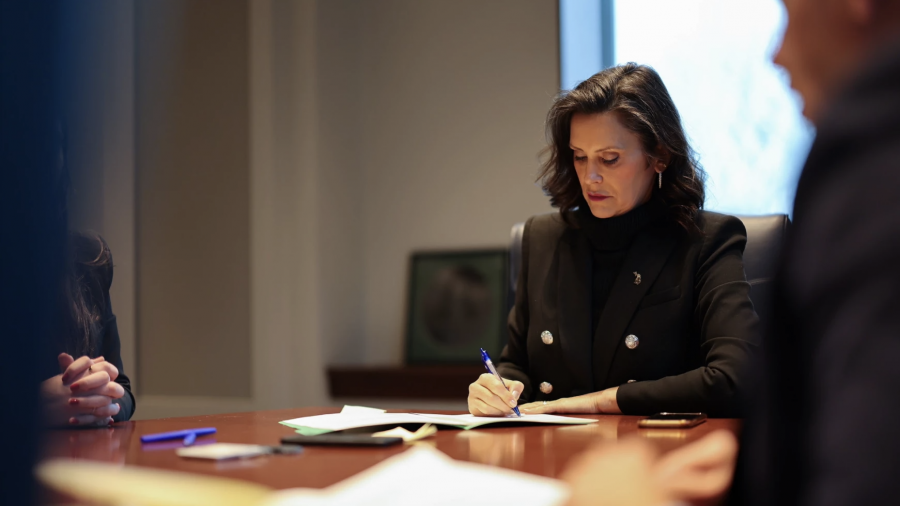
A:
141 427 216 446
480 348 521 417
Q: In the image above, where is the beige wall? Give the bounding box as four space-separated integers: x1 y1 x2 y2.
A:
250 0 559 372
70 0 559 418
314 0 367 366
136 0 251 398
356 0 558 363
246 0 331 416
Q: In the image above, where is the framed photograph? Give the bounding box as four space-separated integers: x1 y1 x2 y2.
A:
405 249 509 364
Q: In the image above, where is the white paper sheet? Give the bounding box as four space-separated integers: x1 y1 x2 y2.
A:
340 405 386 415
412 412 599 429
281 412 431 432
262 446 570 506
175 443 271 461
280 408 597 432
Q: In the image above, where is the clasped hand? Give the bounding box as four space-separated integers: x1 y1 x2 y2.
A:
41 353 124 427
467 373 621 416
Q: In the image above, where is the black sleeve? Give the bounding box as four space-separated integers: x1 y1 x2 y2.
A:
497 217 534 400
97 245 136 422
616 215 761 417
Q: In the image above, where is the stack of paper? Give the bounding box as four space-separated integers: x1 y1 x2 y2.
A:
280 406 598 435
263 446 570 506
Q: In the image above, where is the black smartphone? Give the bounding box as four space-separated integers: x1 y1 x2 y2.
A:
281 434 404 447
637 412 707 428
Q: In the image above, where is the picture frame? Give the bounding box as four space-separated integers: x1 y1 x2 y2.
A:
404 248 509 365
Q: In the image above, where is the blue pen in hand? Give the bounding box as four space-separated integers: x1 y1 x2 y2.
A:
480 348 522 417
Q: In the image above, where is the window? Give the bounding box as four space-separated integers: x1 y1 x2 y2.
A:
559 0 813 215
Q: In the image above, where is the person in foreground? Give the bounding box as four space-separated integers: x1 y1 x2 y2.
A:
39 232 136 426
468 64 760 418
564 429 739 506
561 0 900 505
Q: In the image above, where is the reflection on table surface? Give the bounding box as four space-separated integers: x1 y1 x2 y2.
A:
45 422 135 465
40 408 741 491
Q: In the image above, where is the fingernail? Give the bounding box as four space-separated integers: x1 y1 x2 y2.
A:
68 398 79 405
512 390 520 400
113 404 120 413
70 384 80 392
69 417 78 425
508 399 517 407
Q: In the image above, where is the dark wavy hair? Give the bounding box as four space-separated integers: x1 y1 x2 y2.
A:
64 233 110 356
538 63 706 232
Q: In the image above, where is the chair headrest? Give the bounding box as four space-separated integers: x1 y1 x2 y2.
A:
737 214 790 284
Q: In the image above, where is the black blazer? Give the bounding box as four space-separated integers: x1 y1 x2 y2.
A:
734 37 900 506
497 210 760 417
43 234 136 422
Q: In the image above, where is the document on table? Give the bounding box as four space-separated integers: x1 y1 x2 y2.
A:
409 412 598 429
262 446 570 506
279 406 597 434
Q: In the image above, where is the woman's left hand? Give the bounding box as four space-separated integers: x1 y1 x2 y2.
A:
519 387 621 414
50 353 123 426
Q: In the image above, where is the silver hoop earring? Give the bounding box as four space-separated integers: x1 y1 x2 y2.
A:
658 171 662 189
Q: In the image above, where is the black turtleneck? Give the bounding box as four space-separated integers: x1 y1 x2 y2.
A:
575 197 666 338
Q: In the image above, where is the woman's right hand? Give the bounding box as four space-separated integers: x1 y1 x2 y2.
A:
467 373 524 416
58 353 120 387
41 353 124 427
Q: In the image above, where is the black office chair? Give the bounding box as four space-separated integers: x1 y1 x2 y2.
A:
507 214 790 326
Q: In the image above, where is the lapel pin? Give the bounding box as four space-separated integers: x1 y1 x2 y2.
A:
633 272 642 285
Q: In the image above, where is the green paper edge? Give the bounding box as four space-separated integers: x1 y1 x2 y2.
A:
279 421 335 436
295 427 335 436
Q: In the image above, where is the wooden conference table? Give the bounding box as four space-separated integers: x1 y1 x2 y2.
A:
41 407 740 493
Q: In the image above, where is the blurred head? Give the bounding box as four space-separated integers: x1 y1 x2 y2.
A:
775 0 900 123
539 63 705 231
